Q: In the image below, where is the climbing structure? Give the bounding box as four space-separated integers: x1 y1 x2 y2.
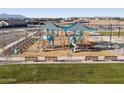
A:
65 22 96 52
34 22 96 53
38 21 62 51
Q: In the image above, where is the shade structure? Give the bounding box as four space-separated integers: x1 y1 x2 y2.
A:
65 22 96 50
66 22 96 32
39 21 65 51
41 21 62 31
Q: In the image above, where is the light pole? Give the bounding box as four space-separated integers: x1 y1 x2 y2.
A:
1 26 5 57
109 24 112 48
106 20 113 49
118 18 121 38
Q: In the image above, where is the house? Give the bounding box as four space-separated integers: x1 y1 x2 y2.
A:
0 21 9 27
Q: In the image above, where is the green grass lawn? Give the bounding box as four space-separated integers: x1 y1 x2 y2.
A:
97 31 124 36
0 64 124 84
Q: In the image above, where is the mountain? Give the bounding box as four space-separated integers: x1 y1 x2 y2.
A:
0 13 27 19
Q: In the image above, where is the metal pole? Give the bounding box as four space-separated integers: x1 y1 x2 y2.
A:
61 31 64 49
41 29 44 50
1 26 5 57
118 19 121 38
82 31 84 49
110 24 112 48
52 30 54 49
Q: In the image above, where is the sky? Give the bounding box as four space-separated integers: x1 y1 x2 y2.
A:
0 8 124 18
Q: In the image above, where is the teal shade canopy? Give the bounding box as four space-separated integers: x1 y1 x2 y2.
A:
41 21 62 31
67 22 96 32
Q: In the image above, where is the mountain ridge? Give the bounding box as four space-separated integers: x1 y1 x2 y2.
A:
0 13 26 19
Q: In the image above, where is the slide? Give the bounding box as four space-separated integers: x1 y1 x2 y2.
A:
69 36 77 52
40 35 54 51
87 41 95 48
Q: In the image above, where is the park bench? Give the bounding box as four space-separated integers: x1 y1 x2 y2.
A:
25 56 38 62
104 56 118 61
85 56 98 61
45 56 57 62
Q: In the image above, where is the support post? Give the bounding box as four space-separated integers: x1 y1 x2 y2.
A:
41 29 44 50
82 31 85 49
118 19 121 38
110 24 112 48
61 31 64 49
52 30 54 49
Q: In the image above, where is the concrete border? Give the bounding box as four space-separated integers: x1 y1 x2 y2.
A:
0 56 124 65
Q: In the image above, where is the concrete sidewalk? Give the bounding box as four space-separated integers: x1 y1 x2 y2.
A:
0 31 37 54
0 56 124 65
0 61 124 65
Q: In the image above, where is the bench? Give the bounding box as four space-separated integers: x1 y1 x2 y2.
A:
104 56 118 61
25 56 38 62
45 56 57 62
85 56 98 61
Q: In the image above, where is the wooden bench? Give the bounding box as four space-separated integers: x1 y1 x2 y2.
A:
45 56 57 62
104 56 118 61
25 56 38 62
85 56 98 61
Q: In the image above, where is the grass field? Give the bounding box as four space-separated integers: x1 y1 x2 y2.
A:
97 31 124 36
0 64 124 84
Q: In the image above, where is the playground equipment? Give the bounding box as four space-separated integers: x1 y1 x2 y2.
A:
34 22 96 53
87 41 95 48
67 31 77 52
36 21 62 51
40 30 55 51
35 31 42 49
65 22 96 52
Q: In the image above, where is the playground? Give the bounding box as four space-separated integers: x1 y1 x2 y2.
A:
20 22 118 57
1 21 124 59
21 34 115 57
